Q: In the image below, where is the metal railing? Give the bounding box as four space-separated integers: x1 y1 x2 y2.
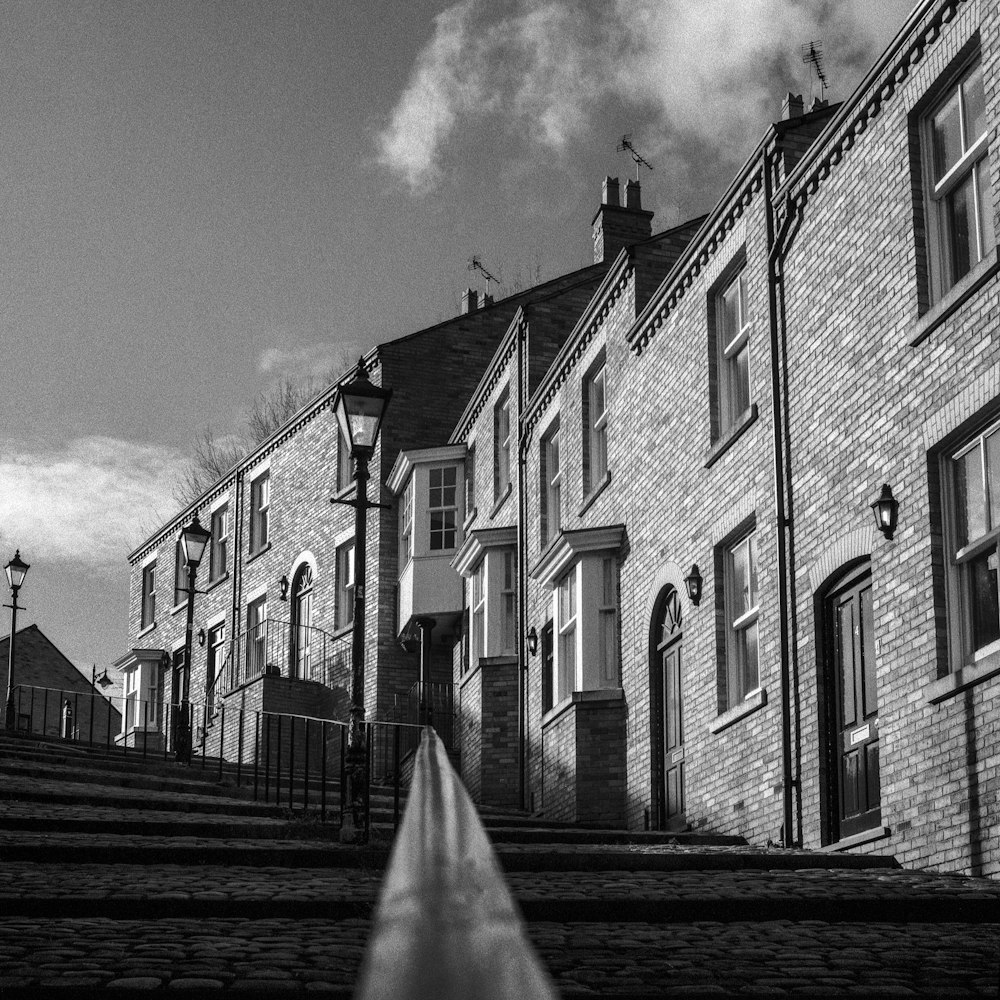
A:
356 728 557 1000
371 681 455 783
4 682 437 836
209 618 350 706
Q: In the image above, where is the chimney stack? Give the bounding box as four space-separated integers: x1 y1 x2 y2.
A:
592 175 654 264
461 287 477 315
478 291 493 310
781 92 804 121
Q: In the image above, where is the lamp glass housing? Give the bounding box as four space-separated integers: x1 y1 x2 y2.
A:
180 516 212 569
870 484 899 539
684 564 703 606
4 551 29 591
335 363 391 456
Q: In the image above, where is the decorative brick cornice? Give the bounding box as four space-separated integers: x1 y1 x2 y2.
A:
522 259 633 445
629 169 762 356
450 313 524 443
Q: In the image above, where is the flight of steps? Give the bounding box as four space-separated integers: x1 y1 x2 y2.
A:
1 732 997 998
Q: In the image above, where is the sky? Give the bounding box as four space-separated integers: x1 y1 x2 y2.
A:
0 0 914 679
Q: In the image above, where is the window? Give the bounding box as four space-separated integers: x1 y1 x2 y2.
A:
246 595 267 677
556 570 577 704
471 561 486 664
715 267 751 434
250 471 270 553
598 557 618 684
947 419 1000 663
924 59 993 301
336 427 353 493
336 541 355 630
209 505 228 582
583 362 608 492
173 538 187 606
494 389 511 500
541 423 561 546
721 530 759 709
399 478 413 567
500 550 517 654
141 561 156 630
464 444 476 520
540 620 555 714
429 466 458 550
206 622 225 715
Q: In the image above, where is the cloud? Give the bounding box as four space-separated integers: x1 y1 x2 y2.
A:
258 343 359 382
377 0 914 193
0 437 186 566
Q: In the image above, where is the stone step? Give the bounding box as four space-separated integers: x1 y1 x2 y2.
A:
0 913 995 998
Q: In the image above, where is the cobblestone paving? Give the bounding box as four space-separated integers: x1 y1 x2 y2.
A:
0 917 996 995
1 862 998 903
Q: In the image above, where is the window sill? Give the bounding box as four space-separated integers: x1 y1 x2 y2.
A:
578 471 612 517
709 686 767 734
169 599 189 617
910 247 1000 346
490 484 512 519
137 621 157 639
925 649 1000 704
542 687 624 729
332 623 353 641
205 572 230 594
332 483 356 502
824 826 891 853
705 404 758 469
247 542 272 565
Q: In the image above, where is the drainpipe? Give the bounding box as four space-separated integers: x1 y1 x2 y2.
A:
764 148 801 848
516 314 529 812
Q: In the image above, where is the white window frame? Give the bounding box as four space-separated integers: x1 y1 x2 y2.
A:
399 477 413 569
722 529 759 709
716 267 751 435
140 561 156 630
923 57 993 302
555 569 577 704
464 442 476 524
206 621 226 714
500 550 517 655
209 504 228 582
494 389 511 501
336 540 356 631
584 362 608 492
173 537 188 608
945 417 1000 667
428 465 458 551
250 471 270 553
598 556 618 685
246 594 268 677
542 422 562 546
471 560 486 665
336 427 353 493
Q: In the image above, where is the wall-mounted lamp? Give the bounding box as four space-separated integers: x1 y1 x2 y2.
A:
684 564 703 606
197 628 206 647
870 483 899 541
279 574 290 601
526 626 539 657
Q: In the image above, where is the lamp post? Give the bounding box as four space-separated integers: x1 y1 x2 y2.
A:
4 551 29 731
332 359 391 843
177 515 211 763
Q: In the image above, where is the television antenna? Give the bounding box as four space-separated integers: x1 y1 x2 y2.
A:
801 40 828 101
617 135 653 183
467 255 498 295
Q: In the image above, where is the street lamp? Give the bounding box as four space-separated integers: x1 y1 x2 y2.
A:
4 550 29 730
177 514 211 762
332 359 391 843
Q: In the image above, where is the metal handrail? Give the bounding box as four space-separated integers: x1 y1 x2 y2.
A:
356 727 556 1000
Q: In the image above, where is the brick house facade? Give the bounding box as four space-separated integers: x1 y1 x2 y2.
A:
119 0 998 875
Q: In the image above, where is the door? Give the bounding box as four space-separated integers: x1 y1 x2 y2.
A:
169 647 188 755
655 587 685 830
828 566 880 839
291 565 314 680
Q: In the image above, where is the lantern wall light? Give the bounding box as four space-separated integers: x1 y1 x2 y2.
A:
526 626 539 657
870 483 899 541
684 563 703 607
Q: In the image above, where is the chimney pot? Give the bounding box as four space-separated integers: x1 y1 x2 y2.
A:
781 92 804 121
809 96 829 114
602 176 620 207
624 178 642 210
461 287 477 315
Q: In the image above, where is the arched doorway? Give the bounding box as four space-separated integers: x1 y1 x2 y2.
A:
652 585 685 830
290 563 314 680
821 560 880 842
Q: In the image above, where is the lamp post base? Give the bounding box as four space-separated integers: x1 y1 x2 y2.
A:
339 740 368 844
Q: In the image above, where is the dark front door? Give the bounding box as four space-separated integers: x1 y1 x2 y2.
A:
662 640 684 829
654 587 685 831
828 567 880 839
169 648 190 757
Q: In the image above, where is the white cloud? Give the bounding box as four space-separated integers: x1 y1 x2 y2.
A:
258 343 360 382
0 437 186 566
377 0 915 193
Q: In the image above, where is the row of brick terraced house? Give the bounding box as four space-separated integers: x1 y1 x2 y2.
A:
119 0 999 874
